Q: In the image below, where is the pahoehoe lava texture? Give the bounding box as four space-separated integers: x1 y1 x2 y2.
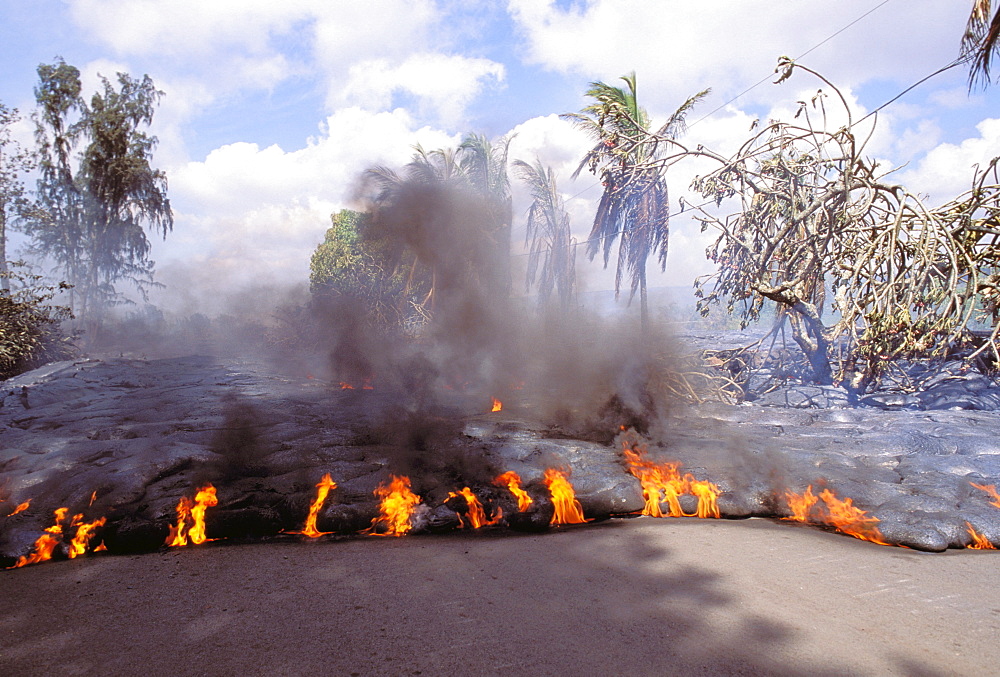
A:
2 353 1000 565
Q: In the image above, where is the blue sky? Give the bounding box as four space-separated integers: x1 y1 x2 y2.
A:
1 0 998 314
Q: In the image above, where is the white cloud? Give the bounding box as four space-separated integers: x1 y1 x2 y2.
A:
68 0 302 91
508 0 969 114
67 0 497 140
896 118 1000 202
338 53 505 127
151 107 459 309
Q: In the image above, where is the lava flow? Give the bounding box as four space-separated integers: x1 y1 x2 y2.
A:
495 471 533 511
6 499 31 517
970 481 1000 508
8 508 106 568
621 436 721 519
9 508 67 568
446 487 502 529
543 468 586 525
67 515 106 558
165 484 219 547
784 485 890 545
288 473 337 537
365 475 421 536
491 398 502 413
965 522 996 549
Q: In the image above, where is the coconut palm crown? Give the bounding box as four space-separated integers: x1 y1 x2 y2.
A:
562 72 707 327
963 0 1000 88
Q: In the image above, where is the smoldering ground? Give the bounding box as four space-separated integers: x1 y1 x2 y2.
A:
58 175 701 506
11 168 1000 561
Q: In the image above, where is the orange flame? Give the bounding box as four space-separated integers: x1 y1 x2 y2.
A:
491 398 502 413
9 508 68 568
365 475 421 537
7 506 107 567
165 484 218 547
965 522 996 550
7 499 31 517
784 485 890 545
494 471 533 511
447 487 502 529
340 378 374 390
621 439 721 519
68 516 107 558
289 474 337 537
971 482 1000 509
783 485 819 522
543 468 586 525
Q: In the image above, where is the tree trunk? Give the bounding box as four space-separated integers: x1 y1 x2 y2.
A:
0 210 8 292
639 260 649 333
787 306 833 384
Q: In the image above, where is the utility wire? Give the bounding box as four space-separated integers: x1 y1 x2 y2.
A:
556 0 902 216
520 0 968 269
687 0 896 130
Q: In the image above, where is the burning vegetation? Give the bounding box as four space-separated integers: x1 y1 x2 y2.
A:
5 61 1000 569
8 425 1000 570
165 485 219 548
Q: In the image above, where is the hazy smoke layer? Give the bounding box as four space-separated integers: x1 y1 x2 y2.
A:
90 180 690 490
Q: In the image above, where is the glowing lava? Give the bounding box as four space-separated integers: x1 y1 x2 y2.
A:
9 508 68 568
365 475 421 537
289 473 337 538
67 515 107 558
491 398 502 413
339 378 374 390
965 522 996 550
971 482 1000 509
784 485 890 546
495 471 533 512
543 468 586 525
784 485 820 523
7 499 31 517
621 436 721 519
447 487 502 529
165 484 219 547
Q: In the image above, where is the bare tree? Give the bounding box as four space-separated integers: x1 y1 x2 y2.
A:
689 59 1000 397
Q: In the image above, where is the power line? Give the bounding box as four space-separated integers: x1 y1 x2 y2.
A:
560 0 900 208
520 0 972 268
687 0 896 130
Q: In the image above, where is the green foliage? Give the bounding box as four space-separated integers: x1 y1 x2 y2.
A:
24 58 172 323
0 102 36 292
0 263 75 380
309 209 417 329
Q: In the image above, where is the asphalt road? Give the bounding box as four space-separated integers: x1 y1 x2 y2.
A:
1 517 997 676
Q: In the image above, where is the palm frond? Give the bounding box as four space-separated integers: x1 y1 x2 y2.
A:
655 88 712 140
964 0 1000 88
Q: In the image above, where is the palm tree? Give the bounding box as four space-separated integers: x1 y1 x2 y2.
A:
363 136 514 318
459 133 513 296
363 144 460 316
512 158 576 312
963 0 1000 87
562 73 707 329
